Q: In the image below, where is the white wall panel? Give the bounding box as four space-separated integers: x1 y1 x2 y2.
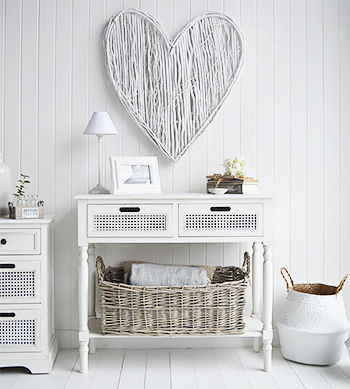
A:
21 0 38 189
54 0 73 330
0 0 349 344
290 0 308 282
38 0 55 215
339 0 350 291
306 0 324 283
323 0 341 286
3 0 21 181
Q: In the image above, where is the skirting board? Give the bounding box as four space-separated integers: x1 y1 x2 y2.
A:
56 330 257 350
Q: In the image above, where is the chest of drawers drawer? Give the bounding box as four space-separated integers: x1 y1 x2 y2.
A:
0 307 42 352
0 260 41 304
0 229 41 255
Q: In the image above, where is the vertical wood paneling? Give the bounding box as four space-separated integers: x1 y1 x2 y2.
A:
3 0 21 186
21 0 38 190
273 0 291 317
240 0 257 179
339 0 350 316
290 0 307 280
0 0 349 339
323 0 341 286
38 0 55 214
54 0 73 329
306 0 324 282
256 0 273 195
223 0 241 159
0 0 4 156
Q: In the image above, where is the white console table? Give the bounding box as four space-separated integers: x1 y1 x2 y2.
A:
75 193 273 373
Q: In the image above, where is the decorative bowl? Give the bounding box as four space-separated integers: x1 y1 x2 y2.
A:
209 188 228 195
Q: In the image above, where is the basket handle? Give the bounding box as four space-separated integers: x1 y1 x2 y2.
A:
337 274 348 293
242 252 251 278
281 267 294 289
96 256 105 285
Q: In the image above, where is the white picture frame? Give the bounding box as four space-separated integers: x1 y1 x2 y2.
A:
110 156 161 194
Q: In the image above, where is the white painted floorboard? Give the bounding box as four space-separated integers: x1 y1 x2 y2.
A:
0 348 349 389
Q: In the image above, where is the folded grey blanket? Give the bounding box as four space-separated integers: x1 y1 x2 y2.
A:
129 263 210 286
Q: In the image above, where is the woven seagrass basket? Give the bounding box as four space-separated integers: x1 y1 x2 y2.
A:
96 253 250 336
277 268 349 365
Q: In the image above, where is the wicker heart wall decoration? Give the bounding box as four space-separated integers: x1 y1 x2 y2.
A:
104 9 244 162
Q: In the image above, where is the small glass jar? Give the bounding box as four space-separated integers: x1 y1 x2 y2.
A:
18 195 27 207
27 194 38 207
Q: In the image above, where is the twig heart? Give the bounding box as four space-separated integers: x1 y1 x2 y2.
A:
104 9 244 162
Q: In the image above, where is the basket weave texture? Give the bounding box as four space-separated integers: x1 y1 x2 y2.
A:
96 253 250 336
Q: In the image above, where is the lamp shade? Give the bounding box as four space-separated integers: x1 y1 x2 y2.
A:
83 112 118 135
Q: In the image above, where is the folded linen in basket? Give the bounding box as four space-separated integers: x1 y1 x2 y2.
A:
129 263 210 286
123 261 216 284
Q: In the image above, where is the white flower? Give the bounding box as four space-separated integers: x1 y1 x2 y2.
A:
223 156 248 178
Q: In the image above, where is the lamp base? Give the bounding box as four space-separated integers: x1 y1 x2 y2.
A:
88 183 111 194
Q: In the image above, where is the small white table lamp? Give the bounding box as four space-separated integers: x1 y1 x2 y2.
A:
84 112 118 194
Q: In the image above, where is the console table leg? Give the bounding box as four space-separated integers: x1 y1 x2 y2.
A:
252 242 262 319
263 244 273 372
79 245 89 373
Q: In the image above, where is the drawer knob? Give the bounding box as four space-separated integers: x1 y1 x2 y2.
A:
1 238 7 245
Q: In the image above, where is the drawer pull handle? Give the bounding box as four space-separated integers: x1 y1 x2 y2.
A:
1 238 7 245
119 207 141 213
0 264 15 269
0 313 16 317
210 206 231 212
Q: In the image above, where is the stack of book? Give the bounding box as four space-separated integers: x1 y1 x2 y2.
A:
206 175 259 194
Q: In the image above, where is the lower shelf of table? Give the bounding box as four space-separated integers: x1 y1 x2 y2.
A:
88 316 263 339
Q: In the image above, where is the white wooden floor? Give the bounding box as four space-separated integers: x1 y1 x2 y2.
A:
0 348 349 389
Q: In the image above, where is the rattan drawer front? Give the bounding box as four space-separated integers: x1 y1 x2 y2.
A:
0 229 41 255
0 261 41 304
178 203 263 237
88 204 173 237
0 308 42 352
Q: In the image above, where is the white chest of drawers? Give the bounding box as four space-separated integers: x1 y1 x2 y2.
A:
75 193 273 373
0 216 58 373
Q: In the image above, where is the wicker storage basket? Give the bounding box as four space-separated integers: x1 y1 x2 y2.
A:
277 268 350 365
96 253 250 336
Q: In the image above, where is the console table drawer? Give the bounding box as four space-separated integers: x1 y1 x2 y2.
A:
0 229 41 255
179 203 263 237
87 204 173 237
0 260 41 304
